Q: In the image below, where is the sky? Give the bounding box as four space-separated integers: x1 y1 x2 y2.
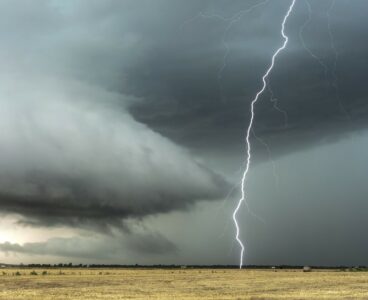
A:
0 0 367 266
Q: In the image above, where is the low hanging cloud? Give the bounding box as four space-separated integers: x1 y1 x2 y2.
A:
0 77 228 229
0 231 177 259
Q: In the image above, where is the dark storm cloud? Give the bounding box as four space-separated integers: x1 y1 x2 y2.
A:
3 0 365 162
0 0 367 265
0 166 225 230
0 80 228 228
0 0 231 228
119 0 368 158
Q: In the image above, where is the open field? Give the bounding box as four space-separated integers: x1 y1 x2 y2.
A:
1 268 368 299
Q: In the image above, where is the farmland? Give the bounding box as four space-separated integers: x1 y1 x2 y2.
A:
0 268 367 299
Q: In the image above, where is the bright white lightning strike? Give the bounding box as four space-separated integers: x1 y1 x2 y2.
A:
233 0 296 269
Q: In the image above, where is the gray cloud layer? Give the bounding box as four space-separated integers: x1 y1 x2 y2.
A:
0 231 177 260
0 0 229 230
123 0 368 157
2 0 366 160
0 78 227 229
0 0 367 263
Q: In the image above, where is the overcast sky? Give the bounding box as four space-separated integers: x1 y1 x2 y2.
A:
0 0 367 266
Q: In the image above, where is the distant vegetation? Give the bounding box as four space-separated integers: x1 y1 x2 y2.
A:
2 263 368 271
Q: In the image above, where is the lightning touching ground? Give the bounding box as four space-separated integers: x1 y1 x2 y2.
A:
233 0 297 269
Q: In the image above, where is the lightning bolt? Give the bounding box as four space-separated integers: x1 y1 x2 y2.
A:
299 0 329 77
327 0 338 80
181 1 269 102
268 82 289 128
252 129 279 189
209 0 270 92
233 0 296 269
299 0 349 119
326 0 350 119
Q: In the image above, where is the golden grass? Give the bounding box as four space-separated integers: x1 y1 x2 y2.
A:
0 268 367 299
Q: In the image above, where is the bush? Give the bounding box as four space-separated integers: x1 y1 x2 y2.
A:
15 271 21 276
30 271 38 276
42 271 48 276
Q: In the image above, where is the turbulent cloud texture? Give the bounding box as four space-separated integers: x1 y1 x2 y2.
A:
0 0 368 264
0 78 227 228
0 0 228 230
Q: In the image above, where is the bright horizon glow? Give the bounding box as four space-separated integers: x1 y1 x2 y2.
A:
0 217 22 244
0 216 75 245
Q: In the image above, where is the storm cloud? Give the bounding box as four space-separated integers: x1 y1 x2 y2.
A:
0 0 368 264
0 231 177 259
123 0 368 157
0 0 229 230
0 79 227 228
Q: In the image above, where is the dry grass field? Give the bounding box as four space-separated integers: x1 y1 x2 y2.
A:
0 268 368 299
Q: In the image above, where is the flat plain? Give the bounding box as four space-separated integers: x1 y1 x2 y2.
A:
0 268 368 299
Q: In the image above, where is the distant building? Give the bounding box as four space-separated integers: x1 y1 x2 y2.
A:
303 266 312 272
